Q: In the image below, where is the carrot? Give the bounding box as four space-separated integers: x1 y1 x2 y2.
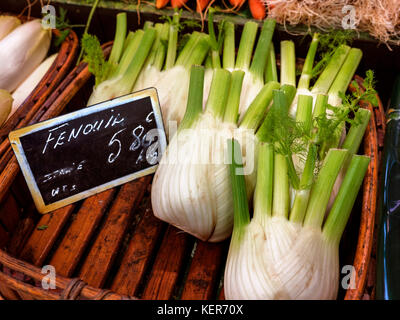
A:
249 0 266 20
171 0 188 8
196 0 212 12
228 0 246 10
156 0 170 9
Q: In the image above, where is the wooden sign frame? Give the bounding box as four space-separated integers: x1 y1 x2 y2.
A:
9 88 166 214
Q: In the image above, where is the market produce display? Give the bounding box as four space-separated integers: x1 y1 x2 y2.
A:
0 0 388 302
62 7 377 299
0 17 53 124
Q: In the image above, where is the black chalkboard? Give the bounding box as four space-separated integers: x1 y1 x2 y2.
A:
9 88 166 213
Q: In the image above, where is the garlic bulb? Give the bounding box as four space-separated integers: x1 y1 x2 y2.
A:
0 19 51 92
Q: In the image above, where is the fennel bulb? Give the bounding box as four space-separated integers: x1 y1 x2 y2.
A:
133 22 169 91
152 67 236 242
86 27 156 106
0 16 21 41
281 34 365 213
224 88 371 299
155 32 210 136
152 112 236 242
202 67 215 108
10 53 58 117
152 66 279 242
0 89 12 126
237 19 276 119
0 19 51 92
225 134 370 300
156 65 192 131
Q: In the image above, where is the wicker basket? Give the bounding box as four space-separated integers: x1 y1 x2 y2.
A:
0 44 385 300
0 14 79 172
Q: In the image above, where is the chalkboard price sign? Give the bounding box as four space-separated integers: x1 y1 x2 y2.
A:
9 88 167 214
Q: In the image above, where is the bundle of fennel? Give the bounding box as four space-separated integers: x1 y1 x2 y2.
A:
0 17 53 126
202 15 277 120
85 11 280 139
84 12 210 139
225 87 371 300
150 21 375 242
151 60 282 242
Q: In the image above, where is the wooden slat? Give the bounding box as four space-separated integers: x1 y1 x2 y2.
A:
180 241 225 300
18 205 75 266
78 177 150 288
6 205 37 256
0 193 20 233
141 225 192 300
0 223 8 247
111 205 165 296
0 282 21 300
49 189 116 277
10 174 33 210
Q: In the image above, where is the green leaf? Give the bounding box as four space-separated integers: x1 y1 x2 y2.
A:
81 33 112 87
311 29 355 80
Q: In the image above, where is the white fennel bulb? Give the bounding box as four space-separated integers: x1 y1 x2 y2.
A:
234 20 276 119
0 19 51 92
156 32 210 137
133 22 170 92
152 112 236 242
87 27 156 106
281 34 364 213
225 137 370 300
202 67 215 108
152 66 279 242
152 68 236 242
155 65 192 132
225 215 339 300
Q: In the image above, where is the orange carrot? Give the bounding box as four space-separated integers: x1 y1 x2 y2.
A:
156 0 170 9
196 0 212 12
228 0 246 10
249 0 266 20
171 0 188 8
